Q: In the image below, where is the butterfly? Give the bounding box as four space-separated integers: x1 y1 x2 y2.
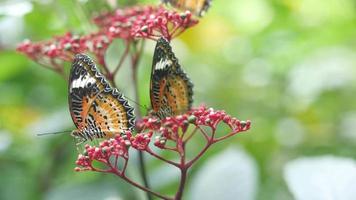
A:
68 54 135 142
161 0 212 17
150 37 193 119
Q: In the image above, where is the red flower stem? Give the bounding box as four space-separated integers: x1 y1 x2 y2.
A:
211 127 216 138
112 41 130 76
137 152 150 197
130 40 145 118
91 168 112 173
177 137 184 157
37 60 66 80
171 28 185 39
175 168 187 200
170 25 180 38
196 126 210 141
114 155 120 171
100 162 172 200
90 163 112 173
183 126 198 142
185 139 213 168
163 146 178 152
162 25 171 40
175 139 187 200
121 158 128 175
100 62 113 84
130 39 152 200
120 173 173 200
145 147 180 167
147 35 158 41
212 130 240 143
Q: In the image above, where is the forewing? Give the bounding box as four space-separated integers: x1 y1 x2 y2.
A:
69 54 135 137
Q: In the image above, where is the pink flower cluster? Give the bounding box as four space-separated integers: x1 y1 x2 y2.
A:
75 134 130 172
17 32 106 65
138 105 251 150
75 106 251 172
94 5 198 41
17 5 198 70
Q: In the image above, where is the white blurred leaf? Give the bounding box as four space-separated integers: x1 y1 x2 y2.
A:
340 112 356 141
287 47 356 107
45 182 124 200
0 130 12 152
284 156 356 200
189 147 258 200
224 0 274 33
150 164 180 189
0 1 33 17
275 118 305 147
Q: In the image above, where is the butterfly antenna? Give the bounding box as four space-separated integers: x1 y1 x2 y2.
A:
124 96 150 111
37 130 72 136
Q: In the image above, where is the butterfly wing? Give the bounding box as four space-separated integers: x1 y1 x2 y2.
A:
162 0 212 16
150 37 193 119
69 54 135 140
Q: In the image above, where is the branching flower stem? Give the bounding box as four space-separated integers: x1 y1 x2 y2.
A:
129 39 152 200
92 159 173 200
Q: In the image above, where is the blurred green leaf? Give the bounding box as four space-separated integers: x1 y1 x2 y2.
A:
0 51 27 81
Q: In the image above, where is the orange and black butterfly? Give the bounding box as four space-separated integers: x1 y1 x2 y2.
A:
161 0 212 17
68 54 135 142
150 37 193 119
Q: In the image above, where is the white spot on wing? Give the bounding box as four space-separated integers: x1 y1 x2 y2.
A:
70 74 96 92
155 59 172 71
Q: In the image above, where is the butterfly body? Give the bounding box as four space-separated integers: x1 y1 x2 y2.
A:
69 54 135 142
162 0 212 17
150 37 193 119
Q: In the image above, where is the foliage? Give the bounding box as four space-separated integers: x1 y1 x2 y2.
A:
0 0 356 200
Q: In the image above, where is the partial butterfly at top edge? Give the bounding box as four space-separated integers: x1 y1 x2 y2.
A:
161 0 212 17
68 54 135 142
150 37 194 119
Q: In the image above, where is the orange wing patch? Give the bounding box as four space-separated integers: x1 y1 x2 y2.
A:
85 91 132 139
165 75 191 115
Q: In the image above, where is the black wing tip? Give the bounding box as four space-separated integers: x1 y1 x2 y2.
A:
157 37 170 45
74 53 93 64
74 53 88 59
154 37 174 59
200 0 212 15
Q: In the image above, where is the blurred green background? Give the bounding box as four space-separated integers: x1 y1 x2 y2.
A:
1 0 356 200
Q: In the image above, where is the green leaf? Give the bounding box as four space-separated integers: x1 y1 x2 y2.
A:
0 51 28 81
